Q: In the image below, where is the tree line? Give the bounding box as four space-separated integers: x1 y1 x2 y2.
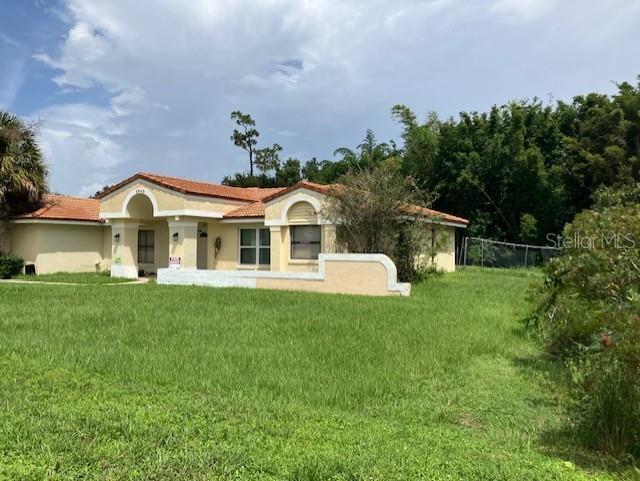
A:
226 78 640 244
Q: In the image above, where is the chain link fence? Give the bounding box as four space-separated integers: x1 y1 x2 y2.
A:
457 236 561 268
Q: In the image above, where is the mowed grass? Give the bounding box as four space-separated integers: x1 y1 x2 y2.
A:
13 271 133 284
0 269 629 480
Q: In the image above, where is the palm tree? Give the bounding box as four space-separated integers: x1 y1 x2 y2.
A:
334 129 395 171
0 110 48 251
0 110 48 214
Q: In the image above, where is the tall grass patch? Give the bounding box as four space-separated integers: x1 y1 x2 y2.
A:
0 268 629 479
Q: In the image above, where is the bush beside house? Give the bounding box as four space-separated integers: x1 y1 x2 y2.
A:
529 185 640 457
321 165 441 282
0 252 24 279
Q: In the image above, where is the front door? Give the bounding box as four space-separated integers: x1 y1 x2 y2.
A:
197 231 208 269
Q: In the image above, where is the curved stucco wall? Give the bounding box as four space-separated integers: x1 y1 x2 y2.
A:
157 253 411 297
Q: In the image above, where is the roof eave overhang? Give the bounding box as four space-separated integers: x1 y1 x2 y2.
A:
220 216 266 223
96 173 257 203
10 218 105 226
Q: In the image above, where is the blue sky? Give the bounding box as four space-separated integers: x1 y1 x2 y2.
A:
2 0 640 196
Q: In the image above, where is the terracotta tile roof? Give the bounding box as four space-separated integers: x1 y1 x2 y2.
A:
403 204 469 226
223 201 265 219
227 180 469 226
30 173 466 226
12 195 102 223
261 180 333 202
95 172 285 202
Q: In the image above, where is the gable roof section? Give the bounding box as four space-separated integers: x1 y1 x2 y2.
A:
224 181 333 219
261 180 333 203
12 195 102 223
96 172 285 203
223 201 265 219
259 180 469 226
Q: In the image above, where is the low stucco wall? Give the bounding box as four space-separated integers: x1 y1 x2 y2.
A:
9 222 111 274
157 254 410 297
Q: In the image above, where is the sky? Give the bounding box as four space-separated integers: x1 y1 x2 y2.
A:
1 0 639 196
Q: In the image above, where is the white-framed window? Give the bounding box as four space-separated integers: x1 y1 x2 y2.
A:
291 225 321 260
239 228 271 265
138 229 155 264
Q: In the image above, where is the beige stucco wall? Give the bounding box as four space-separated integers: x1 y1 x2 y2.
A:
207 221 268 270
167 220 198 269
157 254 411 297
9 222 110 274
9 224 39 265
420 225 456 273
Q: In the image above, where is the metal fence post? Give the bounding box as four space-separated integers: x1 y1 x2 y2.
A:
463 237 468 267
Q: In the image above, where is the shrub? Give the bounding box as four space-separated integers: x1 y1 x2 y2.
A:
412 264 444 283
570 351 640 456
0 252 24 279
529 185 640 456
321 165 437 282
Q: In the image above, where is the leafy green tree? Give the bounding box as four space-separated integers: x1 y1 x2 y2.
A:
302 157 350 184
322 165 435 281
334 129 397 171
0 110 48 250
255 143 282 175
229 78 640 244
230 111 259 176
226 112 302 187
276 158 302 186
519 213 538 244
556 81 640 215
303 130 398 185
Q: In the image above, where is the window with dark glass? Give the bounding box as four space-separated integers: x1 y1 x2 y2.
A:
240 228 270 265
138 230 155 264
291 225 321 260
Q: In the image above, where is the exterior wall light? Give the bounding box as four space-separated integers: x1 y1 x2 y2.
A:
172 232 179 241
114 233 120 242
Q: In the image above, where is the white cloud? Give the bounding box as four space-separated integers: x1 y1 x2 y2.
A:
30 0 640 194
0 33 21 48
0 59 25 109
490 0 557 21
34 103 129 195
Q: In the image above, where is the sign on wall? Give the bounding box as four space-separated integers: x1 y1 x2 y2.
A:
169 256 182 269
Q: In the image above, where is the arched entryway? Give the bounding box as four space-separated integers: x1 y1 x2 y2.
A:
118 193 170 276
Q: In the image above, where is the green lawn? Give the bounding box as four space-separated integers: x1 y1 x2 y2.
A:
0 269 630 480
13 271 134 284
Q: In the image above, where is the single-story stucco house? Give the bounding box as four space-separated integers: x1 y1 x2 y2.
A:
5 172 468 295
